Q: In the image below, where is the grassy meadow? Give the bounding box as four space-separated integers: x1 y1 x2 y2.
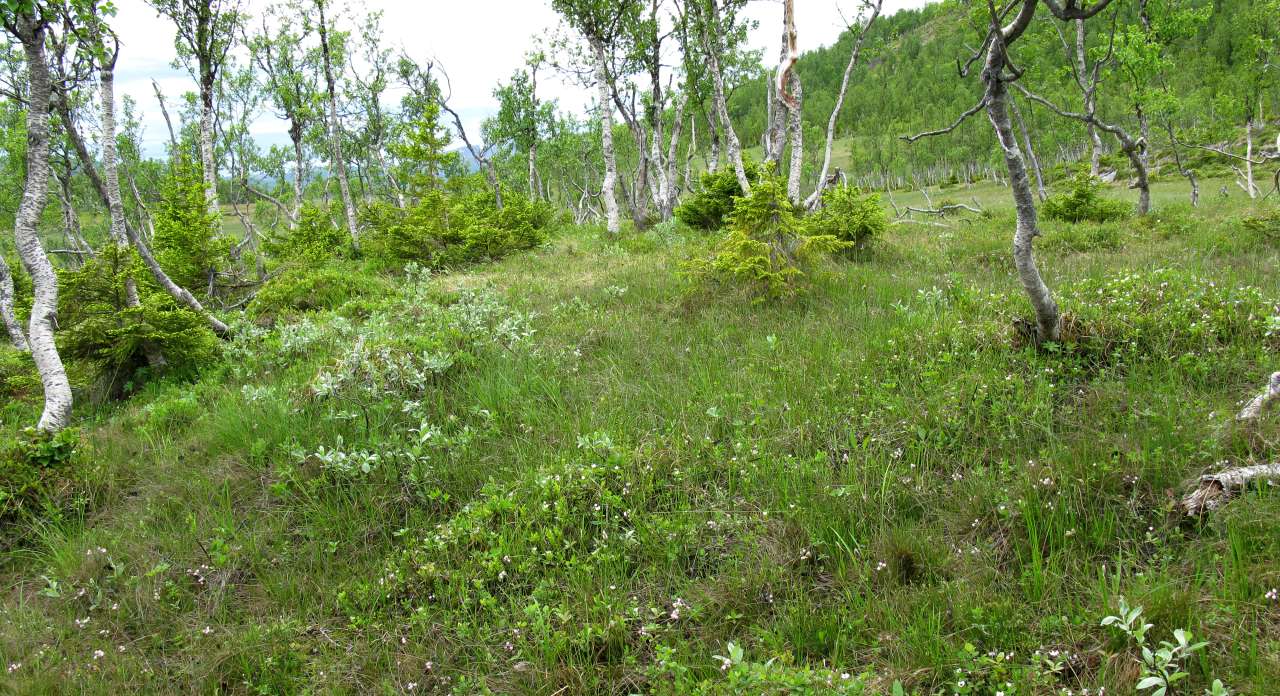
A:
1 178 1278 694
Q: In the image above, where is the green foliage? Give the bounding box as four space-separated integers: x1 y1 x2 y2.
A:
57 246 221 389
685 176 849 298
246 263 386 324
675 161 763 231
1042 171 1132 224
359 189 553 268
151 159 230 294
267 203 351 263
802 187 889 252
0 345 39 402
0 428 83 541
1240 207 1280 247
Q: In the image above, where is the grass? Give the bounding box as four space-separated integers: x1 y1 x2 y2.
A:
1 181 1279 694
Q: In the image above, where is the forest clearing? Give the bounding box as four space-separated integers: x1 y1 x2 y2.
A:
1 0 1278 693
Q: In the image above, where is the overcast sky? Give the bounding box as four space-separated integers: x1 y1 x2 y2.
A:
111 0 928 157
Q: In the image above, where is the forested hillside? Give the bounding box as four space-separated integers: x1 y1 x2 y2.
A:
1 0 1279 693
721 0 1278 189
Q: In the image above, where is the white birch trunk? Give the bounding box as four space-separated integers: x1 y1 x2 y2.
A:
317 0 360 245
703 0 750 194
807 1 880 208
290 125 305 228
986 49 1060 342
786 73 803 203
199 98 220 219
1075 20 1103 176
14 17 73 431
591 39 621 234
0 253 27 351
1244 118 1257 199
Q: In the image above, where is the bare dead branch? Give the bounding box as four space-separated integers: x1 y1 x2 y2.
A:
901 96 989 143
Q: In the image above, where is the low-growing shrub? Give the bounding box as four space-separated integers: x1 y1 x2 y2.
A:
359 189 553 268
57 247 222 392
267 203 352 263
1241 207 1280 246
0 346 39 402
0 428 83 542
675 160 764 231
684 176 849 298
247 263 386 324
1041 171 1131 223
802 187 888 252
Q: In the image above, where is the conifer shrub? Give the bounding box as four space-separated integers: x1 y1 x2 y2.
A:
802 186 889 252
151 159 232 293
1041 171 1131 223
359 189 553 268
1240 207 1280 247
675 160 764 231
247 263 387 325
57 246 221 391
0 346 38 403
684 176 849 298
268 202 352 263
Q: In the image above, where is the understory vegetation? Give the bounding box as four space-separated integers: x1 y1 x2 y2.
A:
2 181 1277 694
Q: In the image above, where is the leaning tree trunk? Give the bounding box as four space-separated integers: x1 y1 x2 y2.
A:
61 68 228 340
13 15 73 432
986 51 1060 343
0 254 27 351
591 38 621 234
101 64 167 369
807 0 879 208
317 0 360 246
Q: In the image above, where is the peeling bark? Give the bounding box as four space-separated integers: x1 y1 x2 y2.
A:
1183 463 1280 516
1237 372 1280 422
12 14 73 431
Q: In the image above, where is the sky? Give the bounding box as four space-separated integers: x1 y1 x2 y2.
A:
110 0 929 157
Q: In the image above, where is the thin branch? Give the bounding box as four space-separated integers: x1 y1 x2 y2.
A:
902 96 989 142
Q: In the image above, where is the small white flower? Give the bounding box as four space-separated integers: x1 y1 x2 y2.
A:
202 626 213 635
93 650 105 660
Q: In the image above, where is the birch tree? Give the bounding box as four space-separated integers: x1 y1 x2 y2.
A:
311 0 360 245
688 0 751 195
906 0 1117 343
551 0 641 234
246 2 318 227
2 1 73 431
487 53 554 200
806 0 881 208
148 0 242 221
